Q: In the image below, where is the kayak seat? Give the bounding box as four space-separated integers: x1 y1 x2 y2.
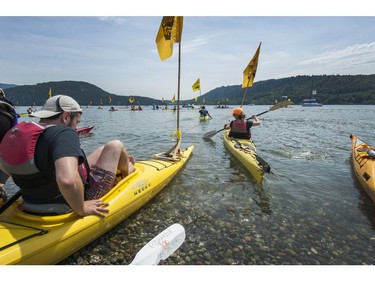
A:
22 201 73 215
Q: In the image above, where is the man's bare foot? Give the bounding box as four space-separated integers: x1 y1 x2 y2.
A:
129 156 135 165
128 156 135 174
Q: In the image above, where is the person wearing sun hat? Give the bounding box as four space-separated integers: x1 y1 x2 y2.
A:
0 95 134 217
224 107 260 139
30 94 83 118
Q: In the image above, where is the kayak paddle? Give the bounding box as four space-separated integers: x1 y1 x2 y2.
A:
130 223 186 265
202 100 293 139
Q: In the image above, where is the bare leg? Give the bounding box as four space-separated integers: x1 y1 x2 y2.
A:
87 140 133 177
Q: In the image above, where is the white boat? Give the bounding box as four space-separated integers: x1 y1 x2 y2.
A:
302 77 323 107
301 98 322 107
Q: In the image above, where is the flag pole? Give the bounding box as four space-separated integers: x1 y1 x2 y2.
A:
177 41 181 133
240 79 251 108
172 18 182 158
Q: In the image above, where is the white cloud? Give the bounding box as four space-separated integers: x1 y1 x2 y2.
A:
300 42 375 70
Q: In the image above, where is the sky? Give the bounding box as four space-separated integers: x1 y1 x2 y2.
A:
1 1 375 101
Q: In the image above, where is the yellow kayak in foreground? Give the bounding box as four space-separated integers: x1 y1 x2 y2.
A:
351 134 375 202
0 145 194 265
223 130 270 183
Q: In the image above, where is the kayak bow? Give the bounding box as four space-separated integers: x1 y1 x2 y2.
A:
350 134 375 202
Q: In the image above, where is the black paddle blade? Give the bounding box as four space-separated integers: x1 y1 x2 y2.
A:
203 128 225 139
255 155 271 173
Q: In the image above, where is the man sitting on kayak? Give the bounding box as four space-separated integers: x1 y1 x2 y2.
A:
224 107 260 139
199 106 212 119
0 95 134 218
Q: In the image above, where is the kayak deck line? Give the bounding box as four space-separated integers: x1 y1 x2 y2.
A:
231 137 271 174
0 219 48 252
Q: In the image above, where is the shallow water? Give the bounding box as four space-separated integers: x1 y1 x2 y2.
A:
8 104 375 265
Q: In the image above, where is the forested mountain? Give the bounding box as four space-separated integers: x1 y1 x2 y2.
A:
0 83 17 89
3 81 160 106
2 74 375 106
187 74 375 105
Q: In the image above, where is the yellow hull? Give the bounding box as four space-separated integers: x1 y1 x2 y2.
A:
0 145 194 265
351 134 375 202
199 115 209 122
223 130 265 183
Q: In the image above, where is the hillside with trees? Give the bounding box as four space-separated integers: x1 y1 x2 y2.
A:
188 74 375 105
3 81 160 106
2 74 375 106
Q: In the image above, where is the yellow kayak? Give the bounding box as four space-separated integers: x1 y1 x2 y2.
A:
0 145 194 265
351 134 375 202
199 115 210 122
223 130 269 183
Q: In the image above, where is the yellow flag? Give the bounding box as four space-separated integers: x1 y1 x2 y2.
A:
108 96 112 104
171 95 175 103
194 97 198 102
48 87 52 98
192 78 200 92
242 42 261 88
129 96 134 103
162 97 165 102
155 16 183 61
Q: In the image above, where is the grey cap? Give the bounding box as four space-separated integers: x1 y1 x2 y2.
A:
30 95 82 118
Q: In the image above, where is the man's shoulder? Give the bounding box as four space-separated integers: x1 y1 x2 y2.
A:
42 125 78 139
44 124 75 132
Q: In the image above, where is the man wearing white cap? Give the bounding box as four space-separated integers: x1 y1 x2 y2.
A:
0 95 134 217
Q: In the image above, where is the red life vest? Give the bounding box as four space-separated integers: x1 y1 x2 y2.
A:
0 122 45 175
230 119 251 139
0 121 88 180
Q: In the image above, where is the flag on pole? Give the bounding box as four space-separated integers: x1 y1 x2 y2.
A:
155 16 183 61
129 96 134 103
108 96 112 104
192 78 200 92
194 97 198 102
242 42 261 88
48 87 52 98
162 97 165 102
171 95 176 103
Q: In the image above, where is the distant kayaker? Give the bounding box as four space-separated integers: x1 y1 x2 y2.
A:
27 106 37 114
0 95 135 217
0 88 18 203
199 106 212 119
224 107 260 139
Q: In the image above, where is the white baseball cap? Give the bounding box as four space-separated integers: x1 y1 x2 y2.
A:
31 95 82 118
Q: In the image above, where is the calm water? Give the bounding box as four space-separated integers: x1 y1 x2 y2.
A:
8 104 375 265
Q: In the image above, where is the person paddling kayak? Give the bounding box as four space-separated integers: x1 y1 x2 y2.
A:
198 106 212 119
224 107 260 139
